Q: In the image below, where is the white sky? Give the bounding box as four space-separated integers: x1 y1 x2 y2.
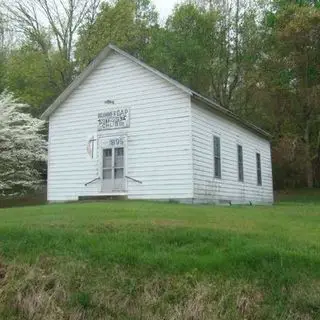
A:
152 0 181 22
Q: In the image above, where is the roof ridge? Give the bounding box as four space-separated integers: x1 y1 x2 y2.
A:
40 43 271 139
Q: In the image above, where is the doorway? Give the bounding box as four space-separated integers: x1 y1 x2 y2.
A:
101 145 125 192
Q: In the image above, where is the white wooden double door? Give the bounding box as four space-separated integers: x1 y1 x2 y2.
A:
99 136 126 192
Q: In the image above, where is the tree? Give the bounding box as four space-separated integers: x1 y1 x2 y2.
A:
257 4 320 188
143 2 262 109
5 41 62 116
75 0 158 69
0 91 47 197
0 12 16 93
3 0 101 88
143 4 220 95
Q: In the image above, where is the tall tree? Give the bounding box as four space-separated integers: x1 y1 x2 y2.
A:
143 4 220 96
0 13 15 93
75 0 158 69
256 4 320 187
5 39 62 115
143 2 261 109
3 0 101 88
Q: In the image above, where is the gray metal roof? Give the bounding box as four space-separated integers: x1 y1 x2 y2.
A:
41 44 271 139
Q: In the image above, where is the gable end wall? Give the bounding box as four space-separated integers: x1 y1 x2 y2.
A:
47 52 193 201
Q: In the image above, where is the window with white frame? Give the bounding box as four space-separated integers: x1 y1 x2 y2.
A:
213 136 221 178
256 152 262 185
237 144 244 182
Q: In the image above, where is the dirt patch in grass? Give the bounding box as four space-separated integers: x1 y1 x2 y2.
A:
0 259 66 319
0 261 7 280
289 280 320 318
1 258 316 320
0 259 253 319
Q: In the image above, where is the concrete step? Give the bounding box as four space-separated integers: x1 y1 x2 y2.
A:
78 195 128 201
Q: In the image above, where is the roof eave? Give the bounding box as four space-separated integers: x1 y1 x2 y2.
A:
191 93 272 140
40 45 115 120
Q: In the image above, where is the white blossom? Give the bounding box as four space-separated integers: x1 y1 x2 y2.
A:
0 91 47 197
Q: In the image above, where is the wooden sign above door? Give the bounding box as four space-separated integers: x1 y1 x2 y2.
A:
98 107 130 131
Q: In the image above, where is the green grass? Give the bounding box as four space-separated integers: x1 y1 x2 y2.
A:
276 188 320 203
0 201 319 319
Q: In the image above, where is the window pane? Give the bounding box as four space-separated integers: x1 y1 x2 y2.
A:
257 172 262 185
213 136 221 178
104 149 112 157
238 145 243 162
103 149 112 168
214 157 221 178
256 153 261 168
103 169 112 179
115 168 124 179
214 136 220 157
114 147 124 167
115 147 124 156
256 153 262 185
239 165 244 182
238 145 244 182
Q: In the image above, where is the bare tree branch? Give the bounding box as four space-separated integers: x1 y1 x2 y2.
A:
2 0 101 86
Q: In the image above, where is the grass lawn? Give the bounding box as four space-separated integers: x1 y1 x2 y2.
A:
0 201 319 319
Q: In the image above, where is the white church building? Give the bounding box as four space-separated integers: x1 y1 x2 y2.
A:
41 44 274 204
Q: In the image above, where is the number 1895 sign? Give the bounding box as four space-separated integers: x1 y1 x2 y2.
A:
98 108 130 131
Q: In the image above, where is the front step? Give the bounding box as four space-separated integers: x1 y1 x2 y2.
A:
78 195 128 201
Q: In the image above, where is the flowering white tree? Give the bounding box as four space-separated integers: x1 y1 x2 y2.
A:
0 91 47 197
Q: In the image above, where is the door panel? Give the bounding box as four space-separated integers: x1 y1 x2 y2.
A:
114 147 124 167
103 149 112 167
113 147 125 190
102 148 113 191
103 169 112 179
101 146 125 192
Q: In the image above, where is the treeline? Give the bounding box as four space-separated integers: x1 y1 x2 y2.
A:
0 0 320 189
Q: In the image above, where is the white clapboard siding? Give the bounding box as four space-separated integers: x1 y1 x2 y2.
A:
191 101 273 204
48 52 193 201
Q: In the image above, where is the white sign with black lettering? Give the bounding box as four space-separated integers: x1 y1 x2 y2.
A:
98 108 130 131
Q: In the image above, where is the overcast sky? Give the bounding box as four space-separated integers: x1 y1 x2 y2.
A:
152 0 181 22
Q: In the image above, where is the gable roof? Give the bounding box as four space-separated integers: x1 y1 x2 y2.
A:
41 44 271 139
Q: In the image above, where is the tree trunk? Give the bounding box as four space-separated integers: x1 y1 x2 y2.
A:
306 154 313 188
304 121 314 188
